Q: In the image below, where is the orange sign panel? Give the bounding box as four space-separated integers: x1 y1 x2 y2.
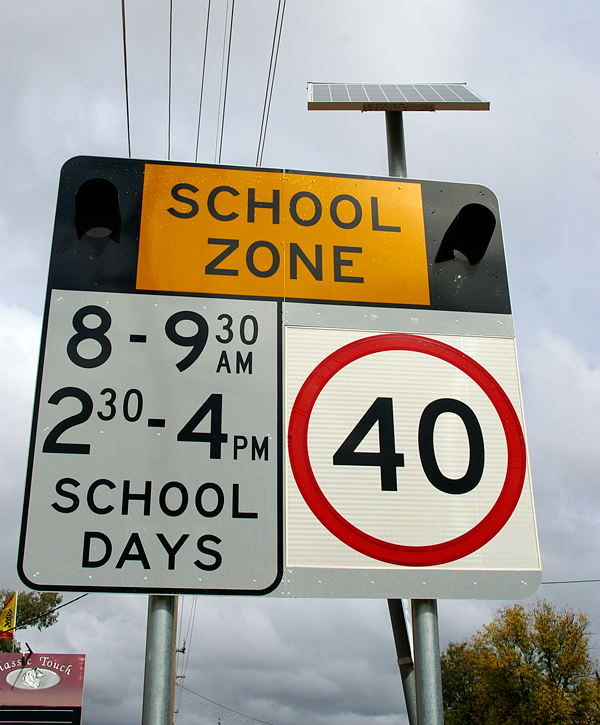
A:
137 164 430 306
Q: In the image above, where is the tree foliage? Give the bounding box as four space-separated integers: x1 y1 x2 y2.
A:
0 589 63 653
441 600 600 724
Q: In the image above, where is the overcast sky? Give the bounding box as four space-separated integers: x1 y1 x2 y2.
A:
2 1 600 724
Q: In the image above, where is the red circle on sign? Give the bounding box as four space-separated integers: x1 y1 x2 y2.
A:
287 334 527 567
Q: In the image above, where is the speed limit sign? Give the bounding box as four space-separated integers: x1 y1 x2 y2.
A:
283 322 540 599
288 332 526 567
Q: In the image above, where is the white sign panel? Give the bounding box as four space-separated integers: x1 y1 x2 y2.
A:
20 290 282 594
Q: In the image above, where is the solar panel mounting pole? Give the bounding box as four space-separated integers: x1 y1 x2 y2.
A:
383 109 419 725
385 108 443 725
385 110 407 178
307 82 490 725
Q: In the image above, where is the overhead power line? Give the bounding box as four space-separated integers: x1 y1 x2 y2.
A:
178 684 278 725
256 0 287 166
542 578 600 585
3 593 89 636
168 0 174 160
121 0 132 158
215 0 236 164
174 596 198 723
195 0 213 162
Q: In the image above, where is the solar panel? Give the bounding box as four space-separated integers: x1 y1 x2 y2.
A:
380 84 406 102
311 84 331 103
330 84 350 102
431 84 462 102
414 84 444 102
364 84 389 102
348 85 369 102
451 85 484 103
307 83 489 111
398 85 425 103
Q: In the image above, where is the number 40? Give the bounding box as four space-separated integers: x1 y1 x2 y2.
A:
333 397 485 495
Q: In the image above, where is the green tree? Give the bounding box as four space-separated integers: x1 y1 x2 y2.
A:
441 600 600 724
0 589 63 653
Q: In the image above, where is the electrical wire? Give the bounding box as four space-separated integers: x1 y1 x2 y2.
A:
174 598 185 722
174 596 197 722
256 0 283 165
215 0 236 164
168 0 174 160
178 684 278 725
256 0 287 166
214 0 230 162
256 0 284 165
194 0 212 162
4 593 89 636
181 597 197 680
121 0 132 158
542 579 600 585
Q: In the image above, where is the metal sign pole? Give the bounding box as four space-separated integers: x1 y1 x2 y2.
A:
385 111 407 179
412 600 444 724
142 595 177 725
385 110 443 725
385 110 417 725
388 598 418 725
